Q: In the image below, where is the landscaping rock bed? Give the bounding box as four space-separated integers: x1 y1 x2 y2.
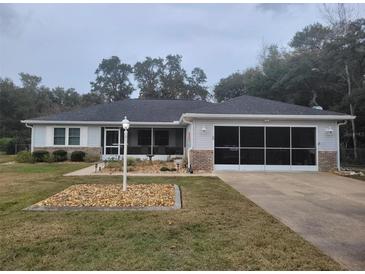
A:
102 159 186 174
334 168 365 177
26 184 180 211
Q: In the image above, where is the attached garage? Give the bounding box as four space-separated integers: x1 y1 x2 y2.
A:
179 95 355 172
214 125 317 171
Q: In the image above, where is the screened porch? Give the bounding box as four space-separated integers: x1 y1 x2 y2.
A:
102 127 185 159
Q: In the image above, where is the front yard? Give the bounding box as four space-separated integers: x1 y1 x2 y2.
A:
0 154 15 164
0 162 341 270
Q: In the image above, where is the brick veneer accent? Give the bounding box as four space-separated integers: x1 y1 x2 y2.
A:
318 151 337 171
190 150 213 172
34 147 101 157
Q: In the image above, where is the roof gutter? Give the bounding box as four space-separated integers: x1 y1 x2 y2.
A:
181 117 193 171
180 113 355 121
22 112 355 125
21 120 182 126
24 123 34 152
337 120 348 171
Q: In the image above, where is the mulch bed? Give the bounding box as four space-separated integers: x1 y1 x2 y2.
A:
32 184 176 209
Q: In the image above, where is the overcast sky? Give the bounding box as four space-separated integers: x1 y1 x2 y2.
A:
1 3 365 97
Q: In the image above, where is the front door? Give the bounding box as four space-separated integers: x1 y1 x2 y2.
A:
104 129 120 156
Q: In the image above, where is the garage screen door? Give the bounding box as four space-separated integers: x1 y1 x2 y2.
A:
214 126 316 170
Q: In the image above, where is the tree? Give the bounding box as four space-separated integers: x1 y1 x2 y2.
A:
241 67 269 98
135 54 209 100
160 54 187 99
19 73 42 91
0 77 36 140
321 4 364 158
213 72 246 102
290 23 331 51
185 67 209 100
256 45 290 101
51 87 81 112
80 93 103 107
134 57 164 99
91 56 134 102
0 73 86 141
329 19 365 155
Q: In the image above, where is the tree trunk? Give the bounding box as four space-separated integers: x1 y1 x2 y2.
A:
310 89 319 106
344 63 358 159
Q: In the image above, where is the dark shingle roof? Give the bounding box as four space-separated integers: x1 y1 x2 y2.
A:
190 95 346 116
30 99 213 122
29 95 348 123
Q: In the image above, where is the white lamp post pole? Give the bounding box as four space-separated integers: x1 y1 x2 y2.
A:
122 116 130 191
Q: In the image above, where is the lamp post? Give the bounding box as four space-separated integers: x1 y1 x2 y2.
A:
122 116 130 191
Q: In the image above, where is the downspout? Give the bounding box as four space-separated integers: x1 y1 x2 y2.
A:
182 117 193 172
25 123 34 152
337 120 348 171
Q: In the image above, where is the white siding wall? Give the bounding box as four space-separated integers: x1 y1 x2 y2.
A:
87 127 101 147
33 125 46 147
32 120 338 153
191 119 338 151
317 122 338 151
32 125 101 148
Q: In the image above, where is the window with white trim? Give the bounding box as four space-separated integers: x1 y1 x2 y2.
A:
54 128 66 145
68 128 80 145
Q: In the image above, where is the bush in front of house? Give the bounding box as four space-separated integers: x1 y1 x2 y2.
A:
15 151 34 163
160 166 170 172
160 166 177 172
0 137 13 154
84 153 100 163
127 157 137 166
71 151 86 162
32 150 50 162
43 154 55 163
52 150 68 162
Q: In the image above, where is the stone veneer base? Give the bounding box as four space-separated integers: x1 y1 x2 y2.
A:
318 151 337 172
190 150 214 172
189 149 337 172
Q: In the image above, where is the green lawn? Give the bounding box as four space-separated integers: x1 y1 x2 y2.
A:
0 154 15 164
0 162 341 270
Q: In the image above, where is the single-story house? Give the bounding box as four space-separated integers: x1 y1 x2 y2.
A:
22 95 355 172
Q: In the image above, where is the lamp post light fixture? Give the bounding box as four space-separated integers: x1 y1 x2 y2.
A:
122 116 130 191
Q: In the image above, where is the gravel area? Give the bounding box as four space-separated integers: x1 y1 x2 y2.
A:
34 184 176 208
102 160 186 174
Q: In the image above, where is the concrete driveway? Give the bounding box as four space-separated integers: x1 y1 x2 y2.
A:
216 172 365 270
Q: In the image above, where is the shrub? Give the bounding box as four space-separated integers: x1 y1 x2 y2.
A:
71 151 85 162
181 156 188 168
104 159 120 169
43 154 55 163
160 166 170 172
84 153 100 163
170 167 177 172
32 150 50 162
127 157 137 166
52 150 68 162
1 138 30 155
5 139 16 155
0 138 13 154
0 137 12 146
15 151 34 163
